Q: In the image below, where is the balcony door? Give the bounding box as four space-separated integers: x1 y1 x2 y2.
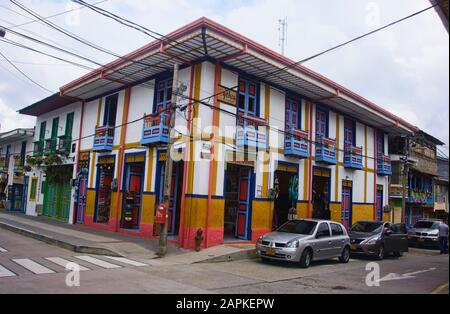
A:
285 98 301 131
344 119 355 147
316 109 328 140
103 94 118 127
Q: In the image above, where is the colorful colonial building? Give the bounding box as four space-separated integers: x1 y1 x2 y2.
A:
19 18 419 249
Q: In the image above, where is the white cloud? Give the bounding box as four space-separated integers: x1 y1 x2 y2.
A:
0 98 36 133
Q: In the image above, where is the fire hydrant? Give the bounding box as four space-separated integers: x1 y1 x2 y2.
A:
195 228 204 252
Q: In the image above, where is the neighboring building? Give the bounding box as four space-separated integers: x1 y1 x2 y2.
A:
0 128 35 214
388 131 445 226
431 0 449 33
18 95 82 222
433 157 449 223
19 18 418 249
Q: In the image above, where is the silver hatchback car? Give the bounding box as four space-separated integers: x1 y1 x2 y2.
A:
256 219 351 268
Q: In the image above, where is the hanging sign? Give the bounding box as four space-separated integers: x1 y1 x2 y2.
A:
217 85 237 106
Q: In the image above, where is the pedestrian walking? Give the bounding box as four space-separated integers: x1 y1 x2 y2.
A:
438 222 449 254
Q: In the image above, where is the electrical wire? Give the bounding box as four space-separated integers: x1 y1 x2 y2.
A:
0 49 53 93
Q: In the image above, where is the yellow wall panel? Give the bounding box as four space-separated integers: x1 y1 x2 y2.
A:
352 204 374 224
141 194 156 224
297 202 308 219
252 200 272 229
86 190 96 216
330 203 342 223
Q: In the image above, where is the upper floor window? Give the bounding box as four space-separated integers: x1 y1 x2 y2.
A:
376 130 385 156
39 121 46 140
51 117 59 139
103 94 119 127
238 78 258 116
20 141 27 166
344 118 356 147
65 112 74 137
285 98 302 130
316 109 329 139
155 78 173 113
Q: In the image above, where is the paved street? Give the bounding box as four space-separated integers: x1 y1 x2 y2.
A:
0 228 448 294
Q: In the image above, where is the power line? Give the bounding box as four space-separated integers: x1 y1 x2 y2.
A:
8 0 109 29
0 37 96 71
9 0 171 71
263 3 440 79
0 49 53 93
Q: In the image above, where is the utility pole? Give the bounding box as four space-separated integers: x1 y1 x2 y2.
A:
158 63 179 257
401 136 410 225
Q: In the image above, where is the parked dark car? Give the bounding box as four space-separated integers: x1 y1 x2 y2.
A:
408 220 442 249
349 221 409 260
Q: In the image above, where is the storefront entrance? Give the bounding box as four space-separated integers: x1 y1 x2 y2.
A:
95 157 115 224
273 165 299 229
224 164 254 241
121 161 144 230
312 168 331 220
341 182 353 229
9 184 25 212
156 155 184 236
43 165 73 222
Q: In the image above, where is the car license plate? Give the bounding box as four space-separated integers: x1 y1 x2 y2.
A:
266 248 276 256
351 244 359 250
419 238 425 243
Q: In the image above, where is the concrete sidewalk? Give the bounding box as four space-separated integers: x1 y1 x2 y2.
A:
0 210 256 263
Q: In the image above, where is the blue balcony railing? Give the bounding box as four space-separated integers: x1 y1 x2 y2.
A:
141 113 170 146
284 128 310 159
93 126 114 152
315 136 337 165
344 145 363 170
377 155 392 176
236 113 267 150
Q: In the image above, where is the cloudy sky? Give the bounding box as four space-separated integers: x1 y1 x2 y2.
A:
0 0 449 154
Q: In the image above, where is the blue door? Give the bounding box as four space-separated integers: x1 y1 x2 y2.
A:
76 174 88 224
158 161 181 236
342 186 352 229
236 168 252 240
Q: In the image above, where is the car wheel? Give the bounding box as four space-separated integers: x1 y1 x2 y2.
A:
299 248 312 268
376 245 385 261
339 246 350 263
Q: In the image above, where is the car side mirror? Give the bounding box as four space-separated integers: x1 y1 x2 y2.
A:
384 229 393 236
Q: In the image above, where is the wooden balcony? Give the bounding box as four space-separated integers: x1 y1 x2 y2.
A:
315 136 337 165
284 128 310 159
377 155 392 176
58 135 72 156
44 138 57 155
33 140 44 156
141 113 170 146
93 126 115 152
344 145 363 170
236 113 268 150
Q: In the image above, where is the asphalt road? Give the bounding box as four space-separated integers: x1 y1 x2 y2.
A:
0 228 448 294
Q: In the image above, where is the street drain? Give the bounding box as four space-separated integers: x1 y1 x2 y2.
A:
332 286 349 291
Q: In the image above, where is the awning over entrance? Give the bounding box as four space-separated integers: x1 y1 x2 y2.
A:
58 17 418 136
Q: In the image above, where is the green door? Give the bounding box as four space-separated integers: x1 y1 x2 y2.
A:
43 180 70 222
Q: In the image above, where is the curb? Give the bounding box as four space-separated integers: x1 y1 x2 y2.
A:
0 221 124 257
194 248 258 264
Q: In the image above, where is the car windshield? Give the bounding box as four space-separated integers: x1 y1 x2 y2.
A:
351 222 383 234
414 221 440 229
277 220 318 235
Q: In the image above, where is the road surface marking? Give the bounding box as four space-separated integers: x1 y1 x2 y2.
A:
0 264 16 278
378 268 437 283
431 282 449 294
12 259 56 275
74 256 122 269
102 256 148 267
45 257 90 271
0 247 7 253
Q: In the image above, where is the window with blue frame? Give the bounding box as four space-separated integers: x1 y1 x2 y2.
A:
154 78 173 113
316 109 329 139
376 130 385 155
238 78 259 116
103 93 119 127
285 97 302 130
344 118 356 146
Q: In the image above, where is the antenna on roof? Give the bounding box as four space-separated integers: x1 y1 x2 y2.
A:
278 17 288 55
